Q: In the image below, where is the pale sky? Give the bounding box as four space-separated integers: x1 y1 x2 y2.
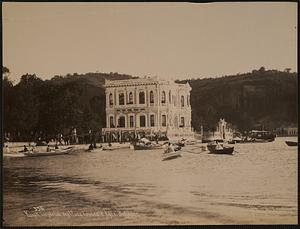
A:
3 2 298 83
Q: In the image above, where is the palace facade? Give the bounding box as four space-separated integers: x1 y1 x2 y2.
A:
102 77 194 142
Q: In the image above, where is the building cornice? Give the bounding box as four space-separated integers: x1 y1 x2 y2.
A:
104 78 190 89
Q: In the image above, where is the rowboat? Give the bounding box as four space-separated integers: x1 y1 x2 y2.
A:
207 143 234 155
130 137 162 150
285 141 298 146
209 146 234 155
23 146 74 157
132 143 161 150
162 145 181 161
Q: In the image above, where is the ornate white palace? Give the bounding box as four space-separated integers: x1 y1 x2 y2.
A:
102 77 194 142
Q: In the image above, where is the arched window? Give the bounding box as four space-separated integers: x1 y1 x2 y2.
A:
169 91 171 103
139 91 145 104
109 116 115 128
181 95 184 107
150 91 154 103
140 115 146 127
109 93 113 107
128 92 133 104
118 116 125 128
161 91 166 104
119 93 125 105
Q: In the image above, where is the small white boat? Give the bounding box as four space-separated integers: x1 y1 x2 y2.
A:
23 146 74 157
162 145 181 161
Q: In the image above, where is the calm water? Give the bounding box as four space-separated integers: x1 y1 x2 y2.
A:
3 137 298 226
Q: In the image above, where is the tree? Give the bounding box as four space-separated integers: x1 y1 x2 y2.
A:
9 74 44 140
3 66 11 82
258 66 266 73
3 73 14 135
2 66 10 75
284 68 291 73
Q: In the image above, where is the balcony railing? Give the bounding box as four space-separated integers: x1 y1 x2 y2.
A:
103 126 168 132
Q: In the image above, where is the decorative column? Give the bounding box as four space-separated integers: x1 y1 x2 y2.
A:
125 87 128 105
114 88 117 107
134 114 137 138
134 87 137 104
145 86 148 107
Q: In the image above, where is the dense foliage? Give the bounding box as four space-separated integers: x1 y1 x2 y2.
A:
177 68 298 131
2 67 298 141
3 70 135 141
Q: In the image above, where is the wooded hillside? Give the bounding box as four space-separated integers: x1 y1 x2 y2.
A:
3 67 297 141
177 68 297 131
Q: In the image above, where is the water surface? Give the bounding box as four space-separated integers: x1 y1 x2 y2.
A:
3 137 298 226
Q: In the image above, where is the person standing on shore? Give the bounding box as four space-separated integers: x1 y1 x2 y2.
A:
155 135 159 144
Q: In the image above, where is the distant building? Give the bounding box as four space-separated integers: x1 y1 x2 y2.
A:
285 127 298 136
275 127 298 136
102 77 194 141
202 118 233 142
215 118 233 140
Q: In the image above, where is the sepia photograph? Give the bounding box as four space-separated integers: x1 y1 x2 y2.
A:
2 1 298 226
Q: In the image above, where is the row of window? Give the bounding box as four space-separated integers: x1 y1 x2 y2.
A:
109 115 186 128
108 91 190 107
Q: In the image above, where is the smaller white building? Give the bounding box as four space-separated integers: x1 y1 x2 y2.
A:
283 127 298 136
202 118 233 141
275 126 298 136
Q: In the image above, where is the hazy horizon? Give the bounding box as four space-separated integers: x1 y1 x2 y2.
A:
3 2 298 83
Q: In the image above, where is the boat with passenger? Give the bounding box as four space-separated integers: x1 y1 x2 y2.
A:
162 143 181 161
207 141 234 155
23 146 74 157
131 138 162 150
